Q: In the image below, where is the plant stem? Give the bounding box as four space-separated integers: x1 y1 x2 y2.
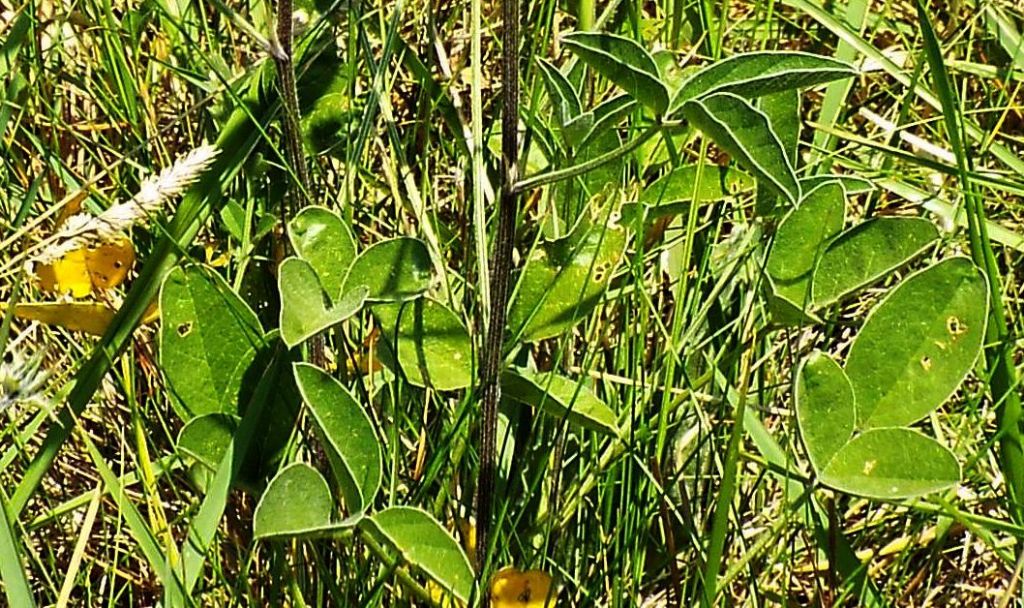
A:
476 0 520 586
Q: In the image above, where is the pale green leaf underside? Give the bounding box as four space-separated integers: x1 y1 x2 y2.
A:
279 257 368 348
502 368 619 436
562 31 669 114
288 206 357 301
795 351 855 473
682 92 800 204
293 363 382 512
374 298 473 391
254 463 335 539
364 506 475 603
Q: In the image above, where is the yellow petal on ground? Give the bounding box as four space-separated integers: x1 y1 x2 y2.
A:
490 567 558 608
12 302 116 335
37 248 92 297
37 238 135 297
86 238 135 289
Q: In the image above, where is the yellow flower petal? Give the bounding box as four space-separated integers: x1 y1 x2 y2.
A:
490 567 557 608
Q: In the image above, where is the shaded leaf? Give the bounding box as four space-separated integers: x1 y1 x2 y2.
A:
812 217 938 306
293 363 382 512
502 368 619 436
562 32 669 114
177 413 236 472
160 266 266 418
364 506 475 603
623 164 753 223
802 174 874 195
682 92 800 204
342 237 432 303
374 298 473 391
820 428 959 499
846 257 988 428
509 211 626 342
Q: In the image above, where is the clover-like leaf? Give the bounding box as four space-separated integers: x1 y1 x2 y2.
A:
254 463 352 539
342 237 432 303
766 181 846 315
374 298 473 391
682 92 800 205
795 351 855 473
288 206 357 300
845 257 988 429
160 266 266 418
293 363 382 512
509 211 626 343
670 51 857 111
819 428 960 500
279 257 368 348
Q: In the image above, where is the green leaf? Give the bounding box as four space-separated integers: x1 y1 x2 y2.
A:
342 237 432 303
293 363 382 512
502 368 619 436
846 257 989 429
670 51 857 110
254 463 348 539
795 352 855 473
812 217 938 306
766 181 846 312
159 266 266 418
364 506 475 603
819 428 959 499
177 413 236 472
509 211 626 342
623 165 753 223
802 174 874 195
288 206 357 300
759 89 801 163
374 298 473 391
562 31 669 114
279 257 368 348
578 94 638 149
681 92 800 204
538 58 583 128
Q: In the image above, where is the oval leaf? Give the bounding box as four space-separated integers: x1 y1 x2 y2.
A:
374 298 473 391
766 181 846 313
510 213 625 343
820 428 960 500
846 257 989 428
502 368 619 436
254 463 340 539
177 413 237 472
670 51 857 111
279 257 368 348
160 266 266 418
293 363 382 512
812 217 938 306
562 32 669 114
795 351 855 474
681 92 800 205
288 206 357 300
538 58 583 127
342 237 432 303
364 506 475 603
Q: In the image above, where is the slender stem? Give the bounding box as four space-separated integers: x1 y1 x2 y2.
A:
512 123 661 194
272 0 326 365
475 0 520 586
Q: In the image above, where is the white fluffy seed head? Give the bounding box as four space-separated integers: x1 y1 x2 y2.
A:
35 145 220 264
